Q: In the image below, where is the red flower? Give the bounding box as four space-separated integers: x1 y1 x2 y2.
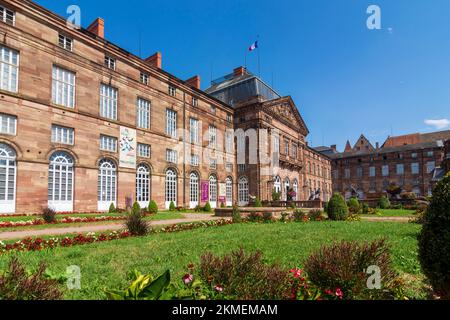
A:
182 274 193 284
214 284 224 293
335 288 344 299
290 268 303 278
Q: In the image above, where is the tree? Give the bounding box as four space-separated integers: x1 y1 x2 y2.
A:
148 200 158 215
378 196 391 209
418 173 450 299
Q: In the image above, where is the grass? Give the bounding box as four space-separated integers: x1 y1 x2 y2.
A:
0 221 426 300
362 209 417 217
0 212 186 232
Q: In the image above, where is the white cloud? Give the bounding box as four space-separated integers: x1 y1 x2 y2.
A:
424 119 450 130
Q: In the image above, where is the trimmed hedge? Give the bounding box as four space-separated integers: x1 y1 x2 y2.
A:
327 193 349 221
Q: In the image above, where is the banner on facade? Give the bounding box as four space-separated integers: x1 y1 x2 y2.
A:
201 181 209 202
218 183 227 202
119 126 137 169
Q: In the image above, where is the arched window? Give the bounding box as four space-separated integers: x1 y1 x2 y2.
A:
0 143 16 214
189 172 199 209
238 176 249 206
284 178 290 201
274 176 281 194
48 151 74 212
98 159 117 211
165 168 177 209
293 179 299 201
136 164 151 207
226 177 233 207
209 175 218 208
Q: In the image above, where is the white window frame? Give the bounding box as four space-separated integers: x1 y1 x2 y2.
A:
411 162 420 175
396 164 404 175
0 113 17 135
51 125 74 145
52 66 76 108
190 154 199 167
0 143 16 214
426 161 435 174
208 125 217 149
137 98 151 129
100 135 117 152
105 56 116 70
166 109 177 138
100 84 118 120
226 177 233 206
238 176 249 206
98 159 117 211
58 34 73 51
0 45 19 93
209 175 218 208
382 165 389 177
0 6 15 26
140 72 149 85
136 164 151 208
190 118 199 144
48 152 74 212
165 169 177 209
189 172 199 208
168 86 176 97
166 149 177 163
137 143 151 158
369 166 376 177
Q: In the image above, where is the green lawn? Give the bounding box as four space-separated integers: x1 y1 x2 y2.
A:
0 221 425 300
0 212 186 232
361 209 417 217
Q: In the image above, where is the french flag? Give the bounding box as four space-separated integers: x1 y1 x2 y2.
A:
249 41 258 52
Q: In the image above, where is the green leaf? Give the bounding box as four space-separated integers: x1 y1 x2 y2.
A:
140 270 171 300
105 289 126 300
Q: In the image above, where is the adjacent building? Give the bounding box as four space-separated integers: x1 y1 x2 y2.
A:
324 132 450 200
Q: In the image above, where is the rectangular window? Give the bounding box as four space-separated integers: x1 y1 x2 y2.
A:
427 151 434 157
226 114 232 123
382 165 389 177
333 170 339 179
192 97 198 107
396 164 404 175
137 143 151 158
51 125 74 145
137 98 151 129
0 45 19 93
411 153 418 159
210 105 216 114
426 161 435 174
190 154 199 167
189 118 199 144
225 131 233 153
210 158 217 170
104 56 116 70
208 125 217 149
166 149 177 163
0 113 16 135
369 166 376 177
0 6 15 25
226 162 233 172
356 167 363 178
100 135 117 152
168 86 176 97
369 180 376 192
238 164 246 172
58 34 73 51
284 140 289 155
100 84 118 120
411 162 420 175
344 168 350 179
140 72 149 85
166 109 177 138
52 66 76 108
292 144 298 159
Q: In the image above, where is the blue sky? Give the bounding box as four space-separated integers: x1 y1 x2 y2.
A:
35 0 450 151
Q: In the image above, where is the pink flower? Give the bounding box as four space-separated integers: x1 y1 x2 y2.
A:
214 284 224 292
335 288 344 299
182 274 193 284
290 268 303 278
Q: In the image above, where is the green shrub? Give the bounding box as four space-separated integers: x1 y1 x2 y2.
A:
0 257 63 300
220 202 225 208
199 249 292 300
347 197 360 214
254 198 263 208
346 214 362 222
293 209 308 222
125 210 150 236
323 201 329 213
378 196 390 209
326 193 349 221
362 203 369 215
309 209 324 221
148 200 158 215
418 173 450 298
248 212 262 222
272 190 281 201
41 207 57 224
194 205 202 213
304 239 398 300
232 205 242 223
203 202 212 212
108 203 116 213
169 201 176 212
280 212 290 223
262 211 273 223
132 202 141 215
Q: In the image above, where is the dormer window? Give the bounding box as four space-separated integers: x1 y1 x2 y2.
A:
104 56 116 70
0 6 15 26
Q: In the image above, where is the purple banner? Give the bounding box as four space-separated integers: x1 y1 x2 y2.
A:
201 181 209 202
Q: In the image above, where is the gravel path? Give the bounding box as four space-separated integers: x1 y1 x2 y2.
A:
361 216 412 223
0 214 224 241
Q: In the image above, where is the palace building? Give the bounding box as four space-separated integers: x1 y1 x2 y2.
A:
0 0 330 214
322 131 450 200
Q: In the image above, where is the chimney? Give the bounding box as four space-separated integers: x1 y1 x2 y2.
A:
87 18 105 39
145 52 162 69
376 142 380 149
185 75 201 89
233 66 246 77
331 145 337 151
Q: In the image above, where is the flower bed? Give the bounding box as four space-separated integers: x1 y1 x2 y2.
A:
0 216 127 229
0 211 104 218
0 219 233 255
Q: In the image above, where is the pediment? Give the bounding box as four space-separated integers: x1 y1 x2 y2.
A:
262 96 309 136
